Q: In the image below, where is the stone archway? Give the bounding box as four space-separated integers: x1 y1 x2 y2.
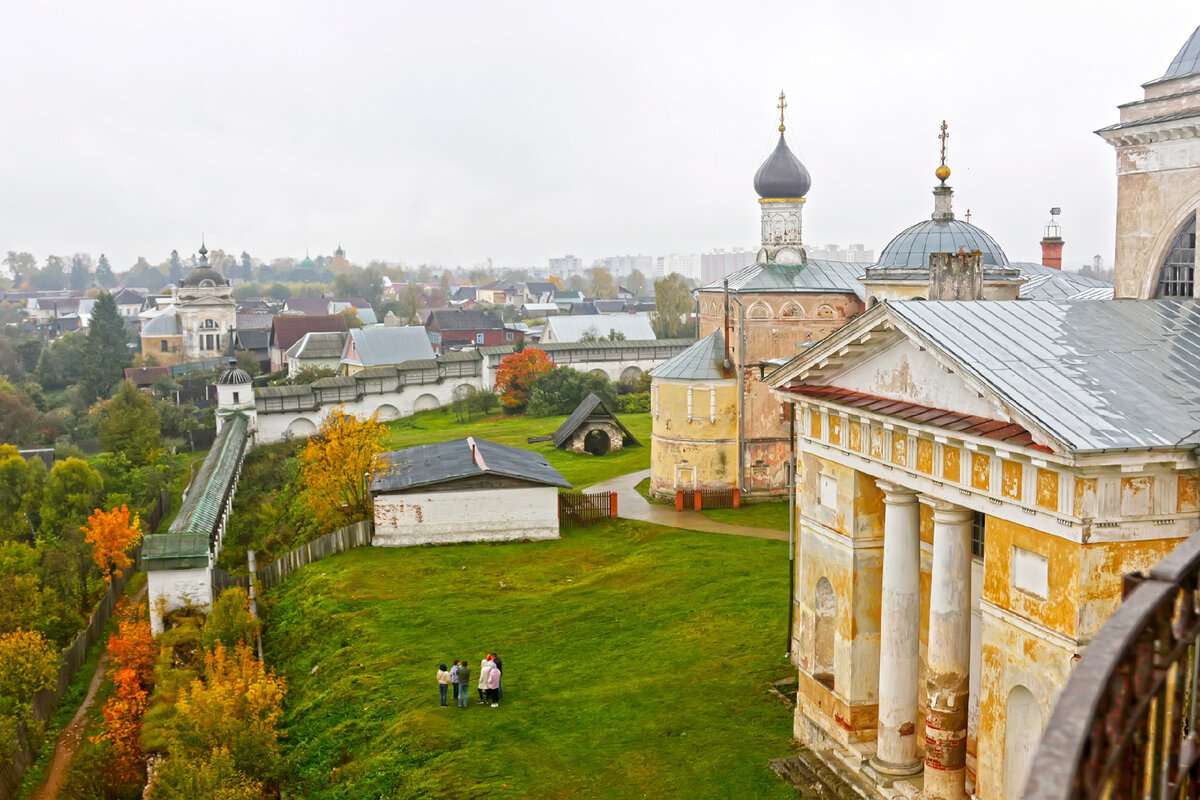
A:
583 429 611 455
814 577 836 690
376 403 400 422
286 417 317 439
1004 685 1041 799
413 393 439 412
619 366 643 384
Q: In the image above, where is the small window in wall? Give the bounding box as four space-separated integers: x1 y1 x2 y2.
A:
972 511 986 560
818 473 838 509
476 333 485 344
160 340 168 352
232 391 240 404
687 387 694 422
709 387 716 422
506 331 514 341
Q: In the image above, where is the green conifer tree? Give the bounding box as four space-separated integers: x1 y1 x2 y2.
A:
81 293 132 404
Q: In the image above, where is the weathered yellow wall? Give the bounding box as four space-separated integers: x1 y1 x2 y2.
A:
983 517 1080 639
139 335 183 366
649 378 737 496
1076 537 1183 641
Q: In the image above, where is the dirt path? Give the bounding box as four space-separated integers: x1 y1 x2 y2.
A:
33 584 147 800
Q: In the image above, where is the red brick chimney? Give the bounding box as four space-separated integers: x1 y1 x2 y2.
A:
1040 207 1064 270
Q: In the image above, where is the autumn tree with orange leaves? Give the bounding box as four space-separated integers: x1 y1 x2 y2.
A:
81 505 142 582
93 601 157 785
298 407 386 530
495 348 553 411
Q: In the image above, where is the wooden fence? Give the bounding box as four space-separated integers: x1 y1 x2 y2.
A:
558 491 617 528
212 520 375 600
0 490 169 800
675 488 740 512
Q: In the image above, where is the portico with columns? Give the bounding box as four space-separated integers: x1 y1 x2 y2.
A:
770 298 1200 800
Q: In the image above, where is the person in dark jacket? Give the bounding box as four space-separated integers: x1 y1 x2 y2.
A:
456 659 471 707
493 654 504 700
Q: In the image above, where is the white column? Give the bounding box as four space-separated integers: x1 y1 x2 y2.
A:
869 482 923 778
924 501 975 800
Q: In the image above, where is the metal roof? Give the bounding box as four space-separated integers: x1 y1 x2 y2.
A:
783 385 1044 450
478 338 694 357
887 299 1200 453
371 437 571 493
754 131 812 199
545 314 655 343
1151 25 1200 83
649 330 731 381
141 312 180 336
167 413 249 538
426 308 505 331
1013 263 1113 300
286 331 347 360
551 393 640 448
141 532 210 570
706 258 867 300
877 218 1009 269
345 326 435 366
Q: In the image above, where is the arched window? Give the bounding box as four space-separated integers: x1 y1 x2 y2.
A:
814 577 836 690
202 318 218 329
748 302 771 320
1155 215 1196 298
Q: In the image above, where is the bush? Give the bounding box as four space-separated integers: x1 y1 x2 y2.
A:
526 367 618 417
617 392 650 413
202 589 260 652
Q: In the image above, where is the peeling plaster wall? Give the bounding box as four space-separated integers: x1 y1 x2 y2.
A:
148 567 212 634
649 378 737 497
372 486 560 546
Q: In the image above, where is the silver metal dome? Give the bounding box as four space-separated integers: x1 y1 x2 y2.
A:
876 218 1009 269
753 133 812 199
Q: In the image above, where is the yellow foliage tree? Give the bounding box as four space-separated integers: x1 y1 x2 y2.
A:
168 643 287 783
298 406 385 530
81 505 142 583
0 629 59 751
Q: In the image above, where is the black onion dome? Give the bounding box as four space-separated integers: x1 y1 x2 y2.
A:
217 368 252 385
180 266 228 287
877 219 1009 269
753 133 812 199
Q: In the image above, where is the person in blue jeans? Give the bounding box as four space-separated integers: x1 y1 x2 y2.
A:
449 660 461 703
456 659 471 707
437 664 451 706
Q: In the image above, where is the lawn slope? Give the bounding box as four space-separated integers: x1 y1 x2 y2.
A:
264 520 797 799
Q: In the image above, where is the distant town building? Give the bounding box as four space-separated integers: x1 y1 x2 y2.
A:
700 248 756 284
548 255 584 275
805 243 875 263
603 254 654 277
660 253 704 282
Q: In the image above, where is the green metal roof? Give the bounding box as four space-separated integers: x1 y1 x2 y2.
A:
141 532 210 570
355 365 400 379
310 376 357 389
168 414 249 538
649 330 731 381
255 385 317 399
439 350 483 362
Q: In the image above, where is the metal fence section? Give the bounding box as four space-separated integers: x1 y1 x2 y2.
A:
675 488 740 511
558 491 617 528
1024 530 1200 800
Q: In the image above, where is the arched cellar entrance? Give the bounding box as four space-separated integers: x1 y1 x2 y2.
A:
583 428 612 455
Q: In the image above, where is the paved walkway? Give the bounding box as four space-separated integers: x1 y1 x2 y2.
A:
587 469 789 541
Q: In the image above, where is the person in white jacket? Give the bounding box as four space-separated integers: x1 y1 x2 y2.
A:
477 655 493 704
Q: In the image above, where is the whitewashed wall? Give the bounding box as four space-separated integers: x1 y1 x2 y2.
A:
148 566 213 634
373 485 560 546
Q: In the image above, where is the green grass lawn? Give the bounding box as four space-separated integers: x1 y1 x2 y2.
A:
383 408 650 490
263 520 798 799
634 479 792 532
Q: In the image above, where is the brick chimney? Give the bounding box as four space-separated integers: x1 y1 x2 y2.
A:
928 250 984 300
1040 208 1064 270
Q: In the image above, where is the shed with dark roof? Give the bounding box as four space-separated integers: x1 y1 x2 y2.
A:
370 436 570 546
546 393 640 455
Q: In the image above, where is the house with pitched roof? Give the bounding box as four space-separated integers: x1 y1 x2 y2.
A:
424 308 515 353
340 326 436 375
269 314 349 372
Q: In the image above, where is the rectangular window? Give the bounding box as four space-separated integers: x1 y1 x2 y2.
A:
687 387 693 422
160 340 168 352
709 388 716 422
476 333 485 344
232 392 240 404
506 332 514 341
972 511 986 560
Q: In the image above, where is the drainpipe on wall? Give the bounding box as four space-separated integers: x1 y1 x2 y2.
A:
787 402 796 660
728 292 746 493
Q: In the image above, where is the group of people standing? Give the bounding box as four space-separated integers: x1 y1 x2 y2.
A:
437 654 503 708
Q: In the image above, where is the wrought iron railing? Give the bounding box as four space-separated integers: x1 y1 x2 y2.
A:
1024 531 1200 800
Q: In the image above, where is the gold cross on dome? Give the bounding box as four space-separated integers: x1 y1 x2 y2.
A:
939 120 949 166
965 209 972 223
778 91 787 131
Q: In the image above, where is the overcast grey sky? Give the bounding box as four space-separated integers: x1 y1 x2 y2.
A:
1 1 1195 273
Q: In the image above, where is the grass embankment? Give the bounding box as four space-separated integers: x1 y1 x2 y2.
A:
634 478 792 532
383 407 651 490
264 520 797 799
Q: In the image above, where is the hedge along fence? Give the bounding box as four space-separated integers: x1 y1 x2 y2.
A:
212 520 375 599
0 490 169 800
